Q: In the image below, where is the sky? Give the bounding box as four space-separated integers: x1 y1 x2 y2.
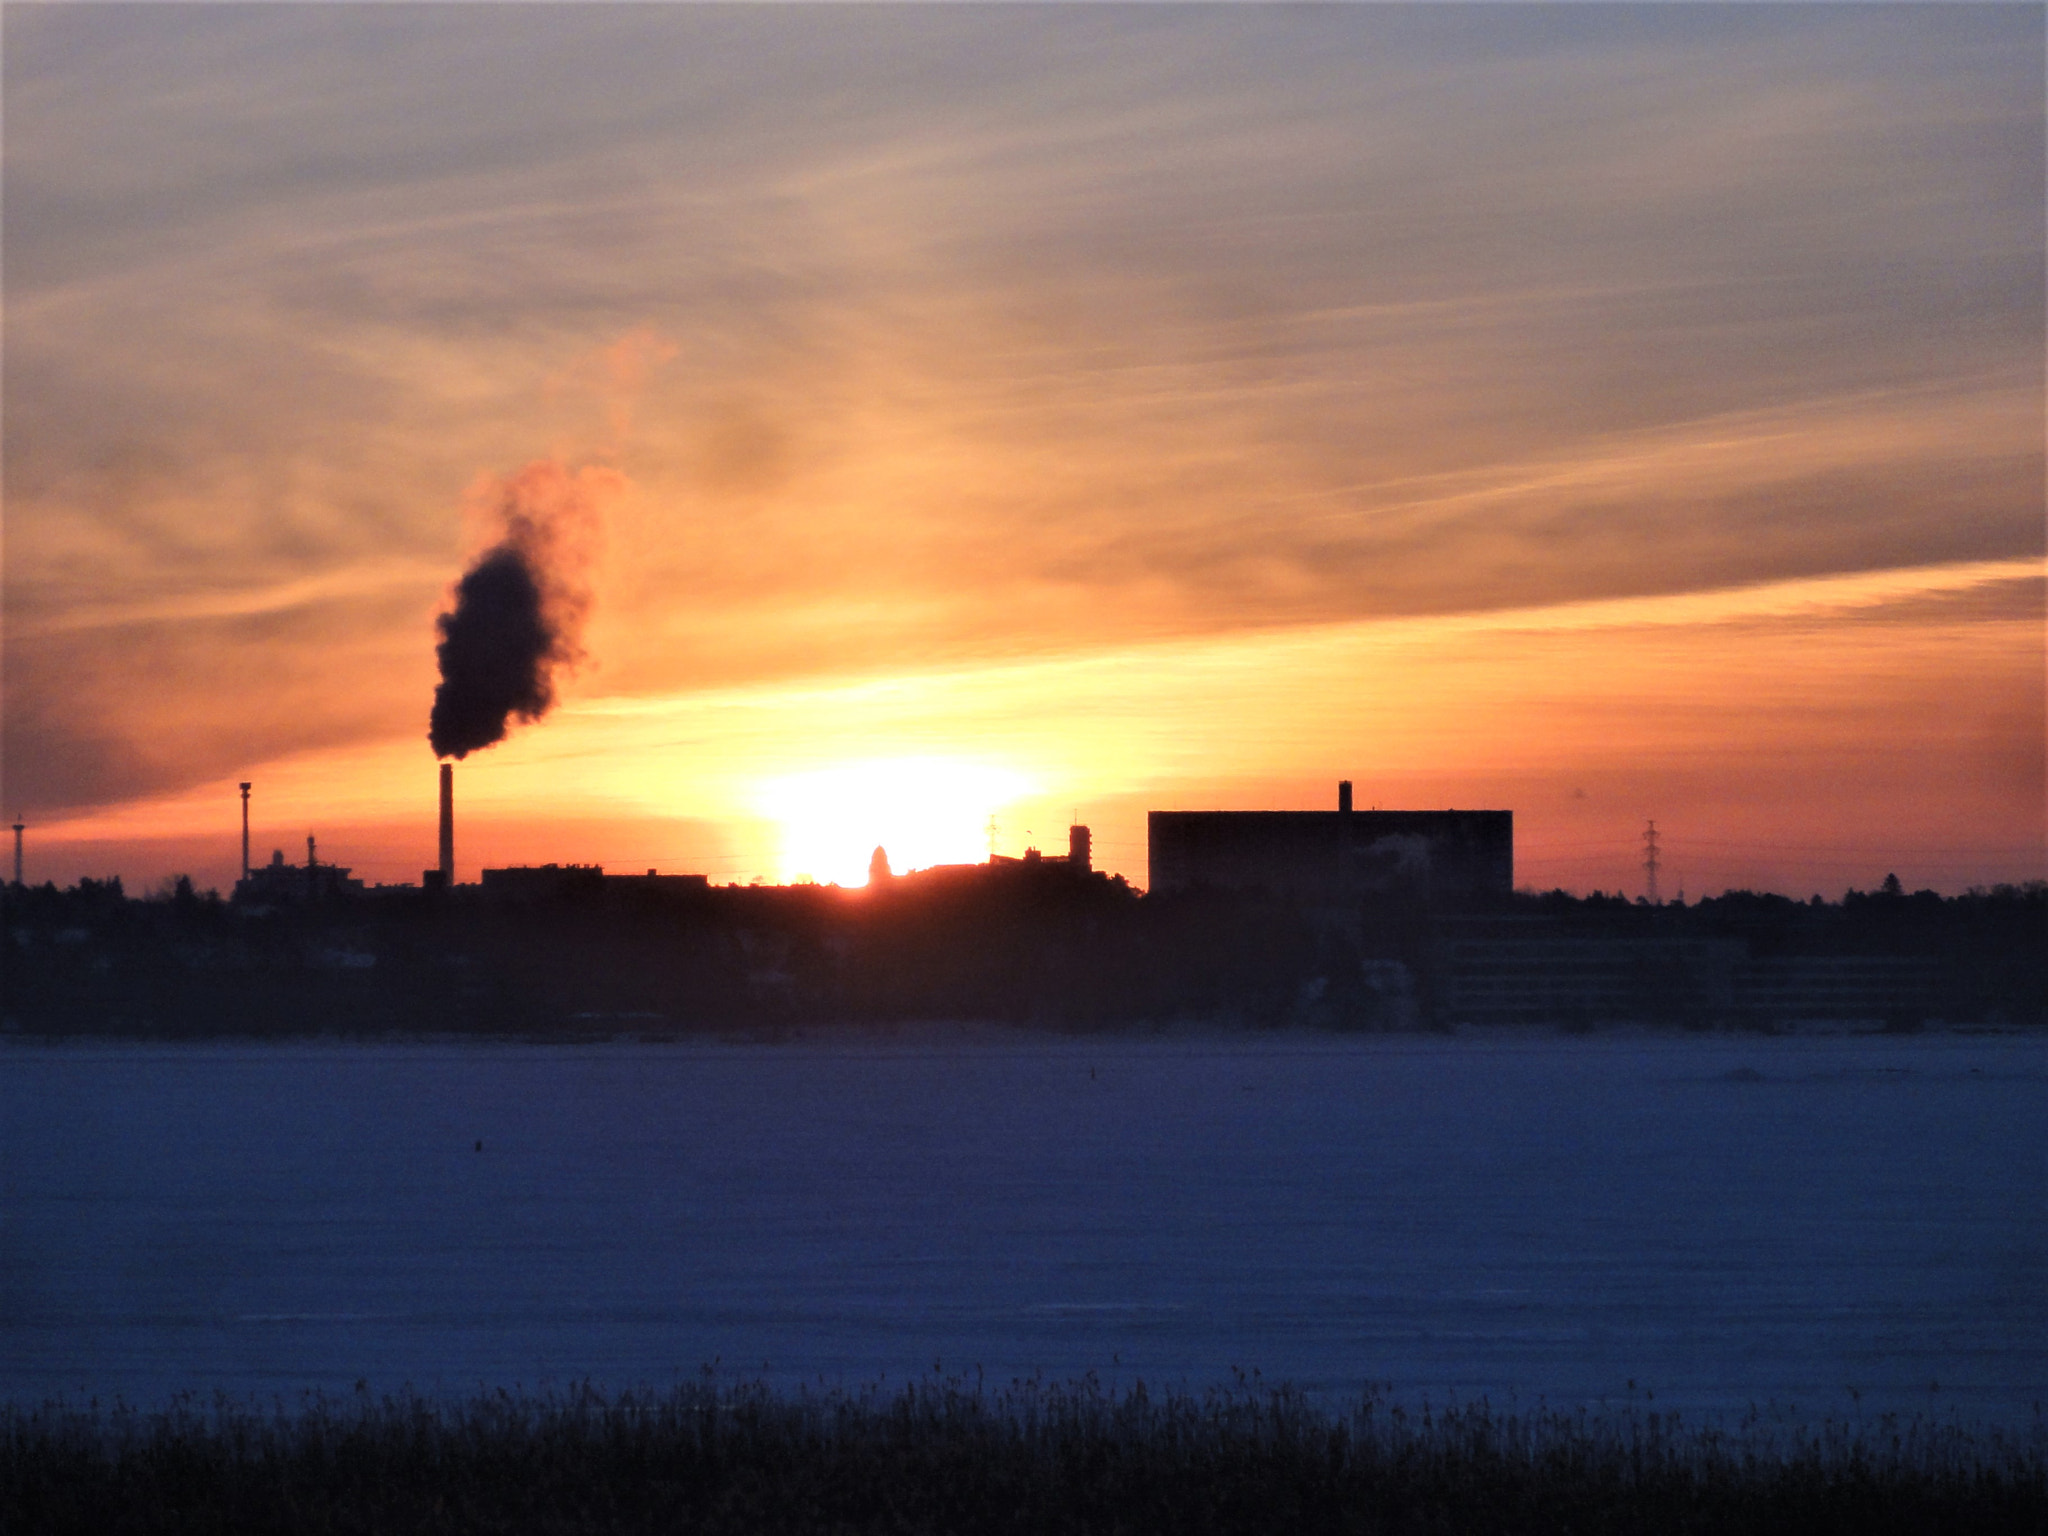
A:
4 3 2042 896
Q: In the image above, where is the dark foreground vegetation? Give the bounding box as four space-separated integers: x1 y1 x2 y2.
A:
5 1377 2042 1536
4 869 2042 1036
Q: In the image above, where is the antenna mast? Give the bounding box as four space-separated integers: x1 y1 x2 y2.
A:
1642 819 1661 905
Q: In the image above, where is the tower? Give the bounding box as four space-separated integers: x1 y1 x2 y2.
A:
438 762 455 885
239 782 252 881
1642 819 1661 905
11 816 22 887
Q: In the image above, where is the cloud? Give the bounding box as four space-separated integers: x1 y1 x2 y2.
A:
3 4 2040 820
597 327 679 449
5 588 436 814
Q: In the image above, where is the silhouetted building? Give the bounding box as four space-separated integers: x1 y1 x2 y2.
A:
985 824 1093 870
480 864 606 901
898 825 1103 891
1432 914 1944 1029
479 864 710 902
1148 783 1511 901
234 845 364 906
606 869 713 896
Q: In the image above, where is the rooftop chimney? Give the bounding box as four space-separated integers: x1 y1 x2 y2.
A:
1338 780 1353 814
438 762 454 885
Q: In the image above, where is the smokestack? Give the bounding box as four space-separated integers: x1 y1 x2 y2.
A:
239 783 252 881
1069 823 1091 873
439 762 455 886
1338 780 1353 814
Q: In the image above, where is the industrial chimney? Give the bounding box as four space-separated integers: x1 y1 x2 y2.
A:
438 762 454 886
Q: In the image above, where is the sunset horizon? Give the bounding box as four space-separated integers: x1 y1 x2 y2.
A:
7 5 2042 897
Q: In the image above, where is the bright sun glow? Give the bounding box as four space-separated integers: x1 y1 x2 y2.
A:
753 757 1035 886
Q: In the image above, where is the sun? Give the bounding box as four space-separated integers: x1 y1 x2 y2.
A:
752 757 1035 886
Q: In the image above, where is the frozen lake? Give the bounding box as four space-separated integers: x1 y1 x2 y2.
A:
2 1031 2041 1424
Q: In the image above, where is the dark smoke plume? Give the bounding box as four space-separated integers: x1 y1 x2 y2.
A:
428 462 611 760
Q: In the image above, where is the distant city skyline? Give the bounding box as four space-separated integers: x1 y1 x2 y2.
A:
5 5 2042 896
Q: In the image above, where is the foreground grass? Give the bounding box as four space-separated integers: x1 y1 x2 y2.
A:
5 1376 2043 1535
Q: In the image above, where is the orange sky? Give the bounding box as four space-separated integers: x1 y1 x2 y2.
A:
5 6 2043 896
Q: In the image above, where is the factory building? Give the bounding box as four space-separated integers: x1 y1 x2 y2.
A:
233 838 364 905
1148 783 1511 902
988 824 1092 874
891 825 1101 893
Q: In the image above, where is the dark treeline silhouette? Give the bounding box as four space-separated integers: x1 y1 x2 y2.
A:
2 869 2041 1038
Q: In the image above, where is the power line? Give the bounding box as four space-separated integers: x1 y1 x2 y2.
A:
1649 837 2039 855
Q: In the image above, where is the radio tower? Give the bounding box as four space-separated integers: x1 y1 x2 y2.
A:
1642 819 1661 905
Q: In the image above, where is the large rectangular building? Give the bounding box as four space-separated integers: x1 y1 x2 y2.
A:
1148 783 1512 902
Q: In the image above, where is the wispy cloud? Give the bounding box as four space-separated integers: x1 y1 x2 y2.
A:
8 559 450 640
5 4 2040 866
32 554 2041 896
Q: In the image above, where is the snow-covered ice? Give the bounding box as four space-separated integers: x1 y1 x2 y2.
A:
2 1030 2040 1423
